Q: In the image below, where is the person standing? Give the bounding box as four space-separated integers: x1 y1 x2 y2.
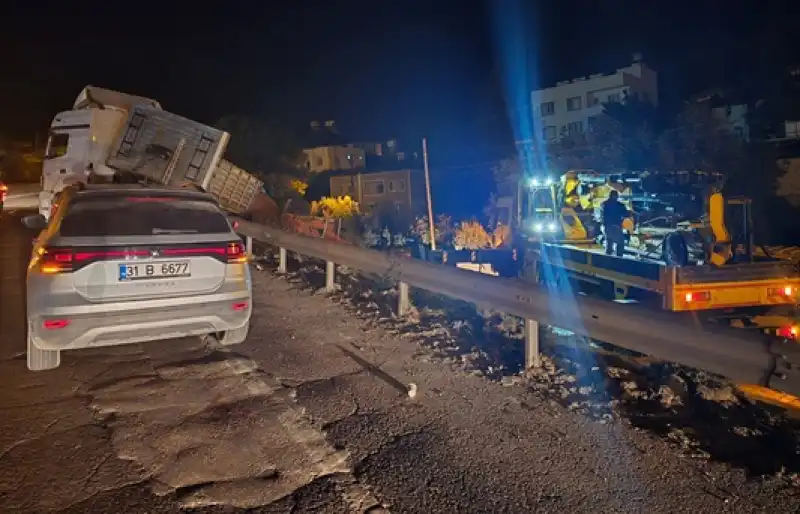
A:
601 190 628 257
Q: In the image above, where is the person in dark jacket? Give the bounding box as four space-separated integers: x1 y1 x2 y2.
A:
601 190 628 257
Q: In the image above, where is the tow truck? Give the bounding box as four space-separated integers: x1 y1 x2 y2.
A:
502 169 800 342
481 169 800 407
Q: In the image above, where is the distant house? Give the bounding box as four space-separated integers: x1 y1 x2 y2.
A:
303 145 367 173
710 104 750 141
329 168 427 215
300 120 367 173
776 140 800 207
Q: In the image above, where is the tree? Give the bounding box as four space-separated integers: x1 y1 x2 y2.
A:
546 92 665 172
490 158 521 196
216 116 307 200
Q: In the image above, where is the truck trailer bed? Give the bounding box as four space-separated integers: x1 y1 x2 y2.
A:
531 242 800 313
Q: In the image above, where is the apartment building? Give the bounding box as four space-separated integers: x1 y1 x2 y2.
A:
329 168 426 214
303 145 366 173
300 120 367 173
532 54 658 142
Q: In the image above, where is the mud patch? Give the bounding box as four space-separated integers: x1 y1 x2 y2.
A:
84 338 356 509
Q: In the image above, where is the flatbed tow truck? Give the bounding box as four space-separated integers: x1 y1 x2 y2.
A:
484 169 800 407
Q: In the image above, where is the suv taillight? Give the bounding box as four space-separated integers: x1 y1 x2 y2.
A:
39 247 74 274
226 242 247 263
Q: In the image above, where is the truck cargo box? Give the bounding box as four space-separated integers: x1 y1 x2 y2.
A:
208 159 263 215
105 105 229 189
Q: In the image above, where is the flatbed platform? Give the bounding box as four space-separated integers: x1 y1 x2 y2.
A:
528 242 800 313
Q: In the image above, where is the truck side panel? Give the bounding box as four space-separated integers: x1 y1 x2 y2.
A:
208 159 263 215
105 105 229 187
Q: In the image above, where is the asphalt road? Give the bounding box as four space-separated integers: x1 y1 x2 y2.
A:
2 183 40 211
1 207 799 513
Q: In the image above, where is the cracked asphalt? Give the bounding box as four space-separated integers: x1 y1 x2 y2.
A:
2 204 800 513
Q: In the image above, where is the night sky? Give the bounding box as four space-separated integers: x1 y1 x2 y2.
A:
3 1 800 169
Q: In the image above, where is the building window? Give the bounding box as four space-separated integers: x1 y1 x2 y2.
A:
607 93 621 104
364 180 385 195
566 121 583 137
542 126 557 141
540 102 555 117
587 116 597 131
388 179 406 192
566 96 582 111
786 121 800 139
586 92 600 108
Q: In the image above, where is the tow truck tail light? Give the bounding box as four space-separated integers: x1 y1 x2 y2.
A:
684 291 711 303
39 248 74 274
768 286 796 298
777 325 799 340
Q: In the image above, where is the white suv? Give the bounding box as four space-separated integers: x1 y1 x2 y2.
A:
23 184 252 371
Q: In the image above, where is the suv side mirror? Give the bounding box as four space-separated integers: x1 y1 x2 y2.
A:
21 214 47 231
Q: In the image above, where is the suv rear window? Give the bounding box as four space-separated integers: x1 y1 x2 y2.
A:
59 197 232 237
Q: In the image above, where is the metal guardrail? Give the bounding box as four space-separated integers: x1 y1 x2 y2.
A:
234 219 800 397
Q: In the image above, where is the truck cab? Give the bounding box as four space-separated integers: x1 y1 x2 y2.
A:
40 107 128 219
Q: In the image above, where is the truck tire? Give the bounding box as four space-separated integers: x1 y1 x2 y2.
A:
216 324 249 346
27 332 60 371
663 232 689 266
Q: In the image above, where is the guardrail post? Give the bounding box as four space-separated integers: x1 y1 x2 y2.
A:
325 260 335 292
398 281 410 316
278 247 287 273
524 319 541 369
245 236 253 258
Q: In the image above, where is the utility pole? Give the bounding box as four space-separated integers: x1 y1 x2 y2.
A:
422 137 436 251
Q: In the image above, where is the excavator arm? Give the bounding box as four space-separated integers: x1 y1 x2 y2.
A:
707 191 734 266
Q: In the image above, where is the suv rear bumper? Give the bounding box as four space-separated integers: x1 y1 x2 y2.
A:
29 293 252 351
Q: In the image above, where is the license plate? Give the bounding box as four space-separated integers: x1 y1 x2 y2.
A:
118 261 190 281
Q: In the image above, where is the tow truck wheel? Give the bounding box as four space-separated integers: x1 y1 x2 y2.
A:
663 232 689 266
